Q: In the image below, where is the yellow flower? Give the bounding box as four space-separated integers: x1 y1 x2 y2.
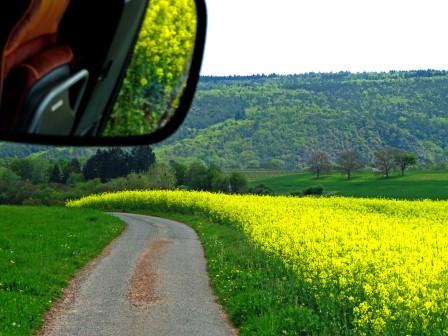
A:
68 191 448 334
140 78 148 87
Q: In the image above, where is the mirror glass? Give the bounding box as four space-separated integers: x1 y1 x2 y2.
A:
0 0 199 140
104 0 198 137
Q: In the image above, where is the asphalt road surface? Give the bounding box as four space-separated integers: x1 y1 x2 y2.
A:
42 213 235 336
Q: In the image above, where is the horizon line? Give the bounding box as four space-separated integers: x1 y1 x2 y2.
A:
200 69 448 77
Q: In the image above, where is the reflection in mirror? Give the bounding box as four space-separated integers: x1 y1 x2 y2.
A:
104 0 198 136
0 0 199 140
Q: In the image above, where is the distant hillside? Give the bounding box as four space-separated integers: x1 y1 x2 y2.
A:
0 143 96 160
156 71 448 169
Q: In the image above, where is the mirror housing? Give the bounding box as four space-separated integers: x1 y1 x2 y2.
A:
0 0 206 146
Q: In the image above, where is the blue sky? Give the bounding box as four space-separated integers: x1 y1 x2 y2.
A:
200 0 448 75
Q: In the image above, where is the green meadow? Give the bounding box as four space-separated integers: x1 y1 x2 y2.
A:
224 169 297 182
0 207 123 336
249 170 448 200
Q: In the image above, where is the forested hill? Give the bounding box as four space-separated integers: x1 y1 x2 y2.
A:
156 71 448 169
0 143 95 160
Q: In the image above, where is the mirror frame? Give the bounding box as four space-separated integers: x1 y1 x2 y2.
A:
0 0 207 147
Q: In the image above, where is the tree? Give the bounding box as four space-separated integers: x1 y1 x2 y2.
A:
185 162 209 190
207 164 229 192
62 158 81 183
336 149 363 180
229 172 248 193
82 152 102 181
394 152 416 176
0 168 20 204
83 148 130 182
129 146 156 173
307 151 331 179
0 167 19 184
66 173 84 185
10 158 49 184
49 164 62 184
10 159 32 181
102 148 130 180
374 147 400 178
147 163 176 190
169 160 187 186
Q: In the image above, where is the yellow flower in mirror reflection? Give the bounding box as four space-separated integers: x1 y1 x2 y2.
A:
105 0 197 136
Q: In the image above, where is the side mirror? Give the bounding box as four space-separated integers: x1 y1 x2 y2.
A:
0 0 206 146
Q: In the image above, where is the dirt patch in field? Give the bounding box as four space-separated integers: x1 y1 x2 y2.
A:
128 239 172 306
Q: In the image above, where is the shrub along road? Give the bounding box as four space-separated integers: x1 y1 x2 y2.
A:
41 213 234 336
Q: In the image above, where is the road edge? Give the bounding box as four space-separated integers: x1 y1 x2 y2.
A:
36 223 128 336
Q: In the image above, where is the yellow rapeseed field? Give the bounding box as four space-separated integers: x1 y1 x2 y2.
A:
68 190 448 334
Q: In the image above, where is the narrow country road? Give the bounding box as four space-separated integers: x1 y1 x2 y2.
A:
41 213 235 336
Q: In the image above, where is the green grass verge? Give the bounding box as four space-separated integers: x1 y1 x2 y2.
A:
120 209 326 335
251 170 448 199
0 206 124 336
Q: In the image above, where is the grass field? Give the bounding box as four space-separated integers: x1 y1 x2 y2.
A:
224 169 296 182
250 170 448 199
69 190 448 335
0 206 124 336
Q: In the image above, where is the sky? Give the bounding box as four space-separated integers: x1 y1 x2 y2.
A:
200 0 448 76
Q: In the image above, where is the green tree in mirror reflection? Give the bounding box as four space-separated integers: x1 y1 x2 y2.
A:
104 0 197 136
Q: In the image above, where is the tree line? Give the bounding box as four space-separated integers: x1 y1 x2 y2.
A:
308 147 416 179
0 146 251 206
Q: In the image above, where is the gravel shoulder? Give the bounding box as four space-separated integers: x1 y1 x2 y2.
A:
40 213 235 336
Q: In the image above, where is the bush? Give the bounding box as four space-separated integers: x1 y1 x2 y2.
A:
249 184 272 195
229 172 248 193
302 185 324 196
290 185 324 197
